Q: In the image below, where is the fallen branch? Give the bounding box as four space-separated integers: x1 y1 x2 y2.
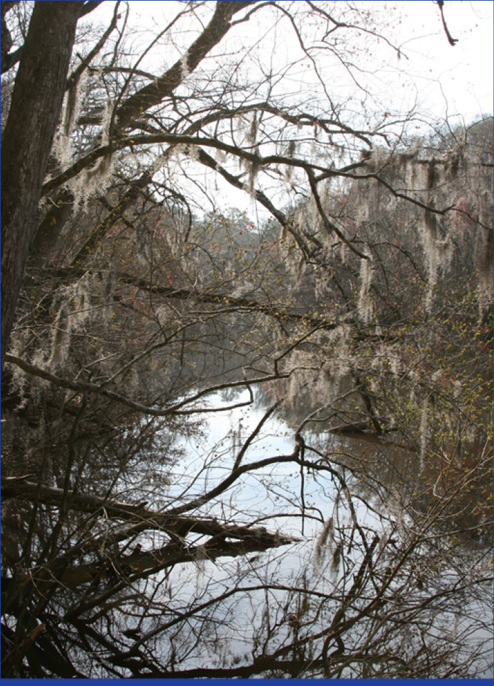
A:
1 476 294 548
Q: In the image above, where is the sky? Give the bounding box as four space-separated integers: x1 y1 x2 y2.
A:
379 0 493 122
91 0 493 124
88 1 493 218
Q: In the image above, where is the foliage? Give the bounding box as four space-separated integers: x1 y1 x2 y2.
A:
1 1 492 678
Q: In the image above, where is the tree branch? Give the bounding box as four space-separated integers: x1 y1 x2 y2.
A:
1 476 295 547
115 1 259 132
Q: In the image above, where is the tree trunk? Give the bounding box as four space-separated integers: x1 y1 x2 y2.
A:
1 1 83 370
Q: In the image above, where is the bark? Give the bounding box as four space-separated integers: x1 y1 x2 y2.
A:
1 1 83 370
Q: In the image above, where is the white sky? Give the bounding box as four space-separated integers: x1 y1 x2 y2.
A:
380 0 493 122
91 0 493 123
89 1 493 218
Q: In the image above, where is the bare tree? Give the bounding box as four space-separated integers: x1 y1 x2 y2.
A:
1 1 492 678
1 1 104 369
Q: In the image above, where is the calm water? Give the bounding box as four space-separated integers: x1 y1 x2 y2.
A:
129 387 493 677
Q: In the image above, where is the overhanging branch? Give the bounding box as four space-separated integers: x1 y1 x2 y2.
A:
1 476 295 548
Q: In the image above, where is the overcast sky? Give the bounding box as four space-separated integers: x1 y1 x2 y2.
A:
92 0 493 124
88 1 492 218
380 0 493 122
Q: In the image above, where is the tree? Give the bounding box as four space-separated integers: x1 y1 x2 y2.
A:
2 1 492 678
1 1 104 370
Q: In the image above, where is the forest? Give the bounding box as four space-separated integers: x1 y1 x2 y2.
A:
1 0 492 678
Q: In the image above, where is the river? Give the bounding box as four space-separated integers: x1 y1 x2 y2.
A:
128 386 493 678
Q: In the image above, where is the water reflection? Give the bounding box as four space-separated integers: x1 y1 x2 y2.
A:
161 385 492 677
